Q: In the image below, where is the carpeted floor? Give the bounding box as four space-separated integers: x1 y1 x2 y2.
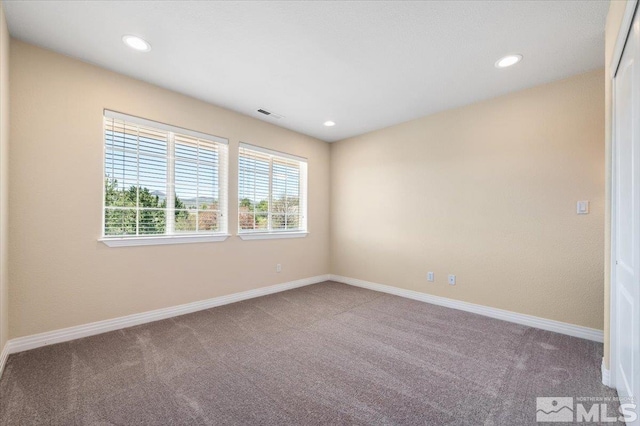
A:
0 281 619 425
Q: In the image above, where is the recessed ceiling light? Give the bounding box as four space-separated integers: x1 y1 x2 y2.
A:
495 54 522 68
122 35 151 52
324 121 336 127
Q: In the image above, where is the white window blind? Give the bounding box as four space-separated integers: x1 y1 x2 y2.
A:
238 143 307 234
103 111 228 240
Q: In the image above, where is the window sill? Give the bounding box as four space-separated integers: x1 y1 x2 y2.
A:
100 234 231 247
238 232 309 241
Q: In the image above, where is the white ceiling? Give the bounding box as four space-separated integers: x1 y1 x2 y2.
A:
4 1 609 142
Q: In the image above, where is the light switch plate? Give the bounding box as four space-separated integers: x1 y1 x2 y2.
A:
577 201 590 215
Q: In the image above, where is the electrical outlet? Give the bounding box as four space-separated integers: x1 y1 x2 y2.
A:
577 200 590 215
448 274 456 285
276 264 282 273
427 272 434 282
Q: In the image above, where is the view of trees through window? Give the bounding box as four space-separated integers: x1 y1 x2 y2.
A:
238 147 303 232
103 116 225 237
104 177 219 236
238 196 300 231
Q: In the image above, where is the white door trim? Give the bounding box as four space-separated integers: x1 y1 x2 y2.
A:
610 0 640 77
610 0 640 391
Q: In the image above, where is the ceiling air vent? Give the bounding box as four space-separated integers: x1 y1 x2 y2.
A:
257 108 284 120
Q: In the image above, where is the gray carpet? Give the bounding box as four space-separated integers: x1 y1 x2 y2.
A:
0 281 619 425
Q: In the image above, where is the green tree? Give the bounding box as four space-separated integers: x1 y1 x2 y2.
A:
256 200 269 212
272 196 299 230
239 198 253 209
104 177 192 235
173 196 192 231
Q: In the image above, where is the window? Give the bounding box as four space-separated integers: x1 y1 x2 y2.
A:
102 110 229 246
238 143 307 239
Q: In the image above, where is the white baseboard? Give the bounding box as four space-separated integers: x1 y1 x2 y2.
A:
0 273 604 381
0 342 8 378
3 274 330 360
602 358 612 387
329 274 604 343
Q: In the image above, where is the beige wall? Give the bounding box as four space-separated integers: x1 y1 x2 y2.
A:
331 69 605 329
9 41 330 338
5 32 609 342
0 2 9 351
603 0 629 369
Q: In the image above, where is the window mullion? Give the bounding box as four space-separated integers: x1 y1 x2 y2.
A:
136 126 140 236
284 165 288 230
268 156 273 232
166 132 176 235
196 140 200 233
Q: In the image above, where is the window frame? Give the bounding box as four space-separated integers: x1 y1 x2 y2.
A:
100 110 230 247
237 142 308 240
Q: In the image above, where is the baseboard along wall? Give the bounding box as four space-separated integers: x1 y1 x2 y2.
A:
0 273 605 380
0 275 330 369
329 275 604 343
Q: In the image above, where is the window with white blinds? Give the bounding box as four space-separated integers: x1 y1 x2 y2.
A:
238 143 307 234
103 110 228 242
